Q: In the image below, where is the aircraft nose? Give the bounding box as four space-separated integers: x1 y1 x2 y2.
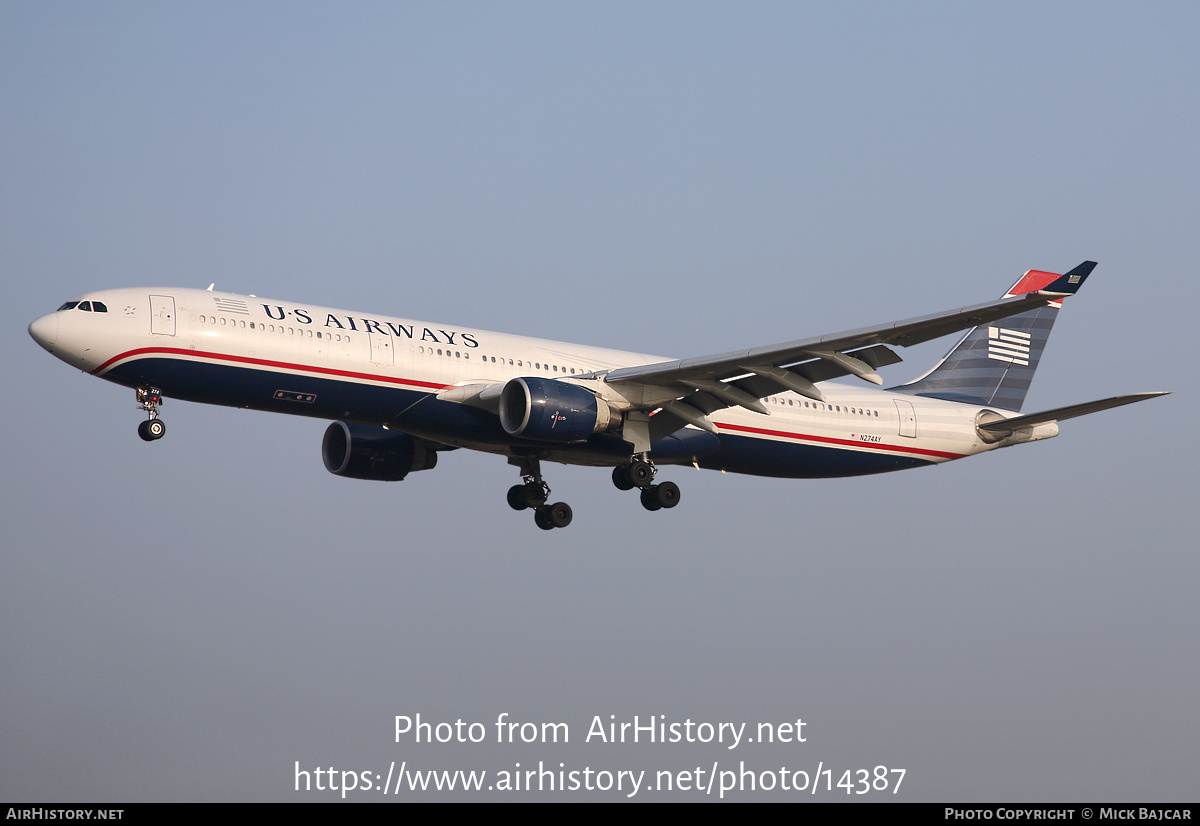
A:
28 312 58 350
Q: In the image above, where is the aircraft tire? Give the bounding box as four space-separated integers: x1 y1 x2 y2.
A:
654 481 680 509
147 419 166 440
522 481 547 508
630 460 654 488
548 502 572 528
507 485 528 511
534 508 554 530
640 487 663 511
612 464 634 491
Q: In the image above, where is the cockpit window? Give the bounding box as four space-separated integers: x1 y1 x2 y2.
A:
55 300 106 312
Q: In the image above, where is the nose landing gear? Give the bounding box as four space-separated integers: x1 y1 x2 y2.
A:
507 455 573 530
136 387 166 441
613 456 680 512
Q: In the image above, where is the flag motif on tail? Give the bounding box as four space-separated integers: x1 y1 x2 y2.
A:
893 261 1096 412
988 327 1031 365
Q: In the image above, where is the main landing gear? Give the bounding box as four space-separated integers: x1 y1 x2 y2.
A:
612 456 680 512
507 456 573 530
136 387 166 442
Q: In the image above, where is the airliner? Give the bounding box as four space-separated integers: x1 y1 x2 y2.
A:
28 261 1164 529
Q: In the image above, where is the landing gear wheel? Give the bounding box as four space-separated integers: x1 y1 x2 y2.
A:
547 502 573 528
639 482 680 511
138 419 165 441
654 481 680 509
629 458 655 488
612 464 634 491
509 455 564 529
522 481 547 509
135 388 165 440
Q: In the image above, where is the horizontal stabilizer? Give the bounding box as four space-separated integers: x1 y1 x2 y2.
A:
977 392 1168 434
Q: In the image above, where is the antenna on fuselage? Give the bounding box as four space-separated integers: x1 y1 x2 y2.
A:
207 284 215 291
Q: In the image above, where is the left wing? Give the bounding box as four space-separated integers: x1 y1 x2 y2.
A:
599 266 1092 437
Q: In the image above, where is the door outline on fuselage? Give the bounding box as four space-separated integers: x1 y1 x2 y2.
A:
894 399 917 438
368 330 394 365
149 295 176 336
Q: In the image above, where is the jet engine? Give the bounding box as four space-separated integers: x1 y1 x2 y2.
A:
498 377 617 442
321 421 437 481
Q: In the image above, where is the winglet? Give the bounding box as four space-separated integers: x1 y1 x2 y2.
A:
1042 260 1096 295
1004 261 1096 298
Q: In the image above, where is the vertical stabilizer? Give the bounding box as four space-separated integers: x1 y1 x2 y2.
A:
892 262 1095 412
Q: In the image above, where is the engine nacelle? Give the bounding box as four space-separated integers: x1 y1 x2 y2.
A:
498 377 616 442
321 421 437 481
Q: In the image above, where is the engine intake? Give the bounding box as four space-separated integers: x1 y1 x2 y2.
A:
498 377 616 442
321 421 437 481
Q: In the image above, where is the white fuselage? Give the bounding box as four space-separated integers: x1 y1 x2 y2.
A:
30 286 1029 477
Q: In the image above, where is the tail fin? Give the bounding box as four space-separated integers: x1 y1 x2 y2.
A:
893 261 1096 411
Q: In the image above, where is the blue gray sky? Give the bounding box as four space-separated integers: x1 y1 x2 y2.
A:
2 1 1196 801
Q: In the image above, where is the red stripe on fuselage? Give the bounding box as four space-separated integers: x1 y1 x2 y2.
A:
92 347 451 391
96 348 965 460
714 421 963 460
